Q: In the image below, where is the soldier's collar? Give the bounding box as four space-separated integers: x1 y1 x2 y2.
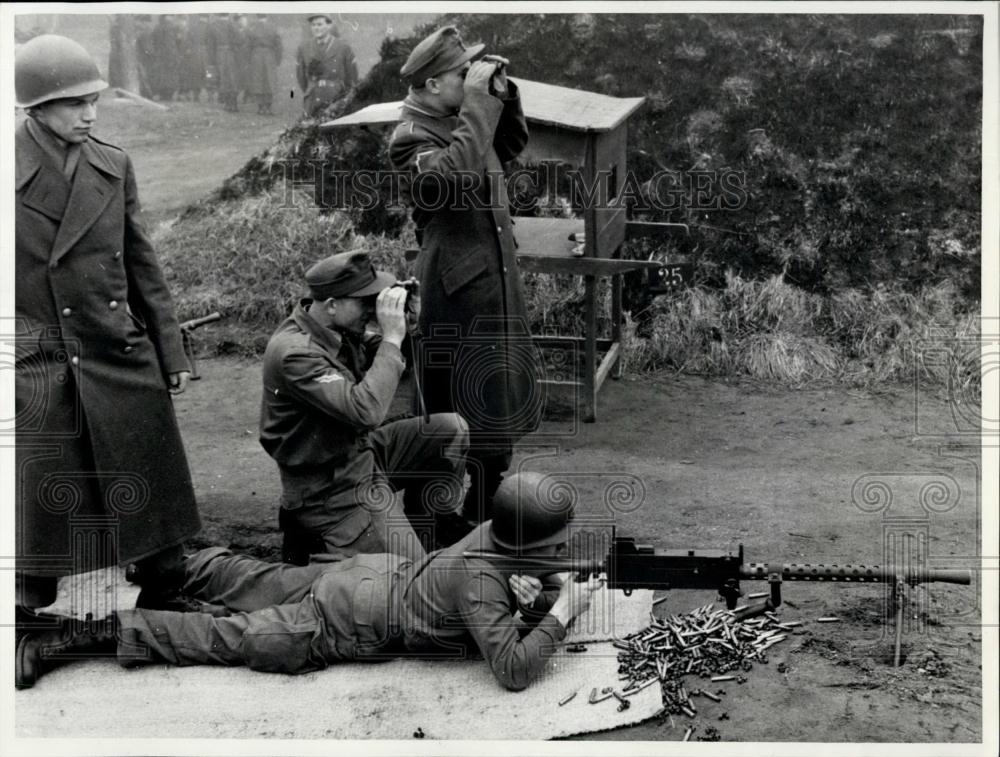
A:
293 298 343 355
403 93 460 120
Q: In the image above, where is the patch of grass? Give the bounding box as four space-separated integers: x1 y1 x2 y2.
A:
624 273 979 391
157 188 411 355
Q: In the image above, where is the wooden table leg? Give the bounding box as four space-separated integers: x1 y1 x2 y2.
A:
611 272 623 379
583 274 597 423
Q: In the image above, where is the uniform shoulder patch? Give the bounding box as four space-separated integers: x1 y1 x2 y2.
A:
315 372 344 384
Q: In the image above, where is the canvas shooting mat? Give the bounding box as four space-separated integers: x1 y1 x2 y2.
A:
19 569 659 739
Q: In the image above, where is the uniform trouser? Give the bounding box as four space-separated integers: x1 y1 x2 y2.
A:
461 446 514 523
281 414 468 564
117 548 333 672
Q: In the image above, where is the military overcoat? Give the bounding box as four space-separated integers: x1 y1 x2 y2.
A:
14 121 200 575
388 83 543 443
245 17 283 96
207 16 241 94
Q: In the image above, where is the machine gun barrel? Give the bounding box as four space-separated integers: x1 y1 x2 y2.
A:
739 562 970 586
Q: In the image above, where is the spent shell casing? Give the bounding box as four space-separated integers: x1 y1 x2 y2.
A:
559 690 578 706
702 690 722 702
683 727 693 741
748 592 769 599
712 675 736 682
681 706 697 718
817 617 840 622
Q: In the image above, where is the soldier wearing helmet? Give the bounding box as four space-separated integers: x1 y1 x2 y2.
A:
13 35 203 645
17 472 603 692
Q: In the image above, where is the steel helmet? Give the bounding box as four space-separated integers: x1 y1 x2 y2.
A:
490 472 575 553
15 34 108 108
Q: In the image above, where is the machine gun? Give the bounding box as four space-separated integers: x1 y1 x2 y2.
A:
464 531 972 666
179 312 222 380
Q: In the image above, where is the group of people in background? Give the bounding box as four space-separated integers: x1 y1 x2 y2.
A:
106 13 357 117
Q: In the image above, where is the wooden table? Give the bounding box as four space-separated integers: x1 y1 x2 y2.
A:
514 217 685 422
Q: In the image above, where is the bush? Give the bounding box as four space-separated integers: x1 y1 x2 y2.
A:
157 188 412 354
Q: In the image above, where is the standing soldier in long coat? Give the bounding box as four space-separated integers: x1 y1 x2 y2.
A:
149 15 181 101
179 14 209 102
389 27 544 528
134 15 156 99
246 13 282 115
207 13 240 112
233 14 252 106
295 14 358 117
13 36 202 641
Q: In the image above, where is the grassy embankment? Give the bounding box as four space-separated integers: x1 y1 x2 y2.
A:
158 14 982 391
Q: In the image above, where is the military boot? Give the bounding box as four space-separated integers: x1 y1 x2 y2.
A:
15 617 118 689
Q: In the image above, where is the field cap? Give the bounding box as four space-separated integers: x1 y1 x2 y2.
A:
307 14 333 23
401 26 484 87
306 251 395 300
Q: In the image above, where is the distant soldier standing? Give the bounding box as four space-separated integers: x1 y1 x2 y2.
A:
13 36 203 641
149 15 181 101
246 13 283 115
179 14 210 102
207 13 240 112
233 14 252 106
295 14 358 117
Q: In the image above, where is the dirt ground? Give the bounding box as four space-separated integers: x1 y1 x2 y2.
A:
173 359 983 743
63 97 983 743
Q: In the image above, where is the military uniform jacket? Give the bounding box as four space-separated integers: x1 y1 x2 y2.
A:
402 523 565 690
388 83 543 443
14 120 200 572
295 36 358 102
259 301 405 509
245 17 283 95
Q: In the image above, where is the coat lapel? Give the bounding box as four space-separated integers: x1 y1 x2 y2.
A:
49 139 122 265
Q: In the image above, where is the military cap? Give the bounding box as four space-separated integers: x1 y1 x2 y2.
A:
307 14 333 23
400 26 484 86
306 251 396 301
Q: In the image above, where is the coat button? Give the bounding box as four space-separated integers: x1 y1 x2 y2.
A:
123 346 134 354
114 250 122 259
62 307 72 316
109 300 119 310
496 226 502 234
70 356 79 366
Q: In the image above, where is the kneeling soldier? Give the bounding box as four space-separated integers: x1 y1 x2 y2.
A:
16 472 605 692
259 250 471 565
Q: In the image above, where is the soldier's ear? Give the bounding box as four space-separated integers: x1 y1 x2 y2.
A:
323 298 338 316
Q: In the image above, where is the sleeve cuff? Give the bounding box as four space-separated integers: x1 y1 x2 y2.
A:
538 614 569 641
377 340 406 369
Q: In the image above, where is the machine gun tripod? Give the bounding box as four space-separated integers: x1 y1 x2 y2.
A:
179 312 222 380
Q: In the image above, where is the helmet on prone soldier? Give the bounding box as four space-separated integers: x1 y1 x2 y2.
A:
490 472 575 554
